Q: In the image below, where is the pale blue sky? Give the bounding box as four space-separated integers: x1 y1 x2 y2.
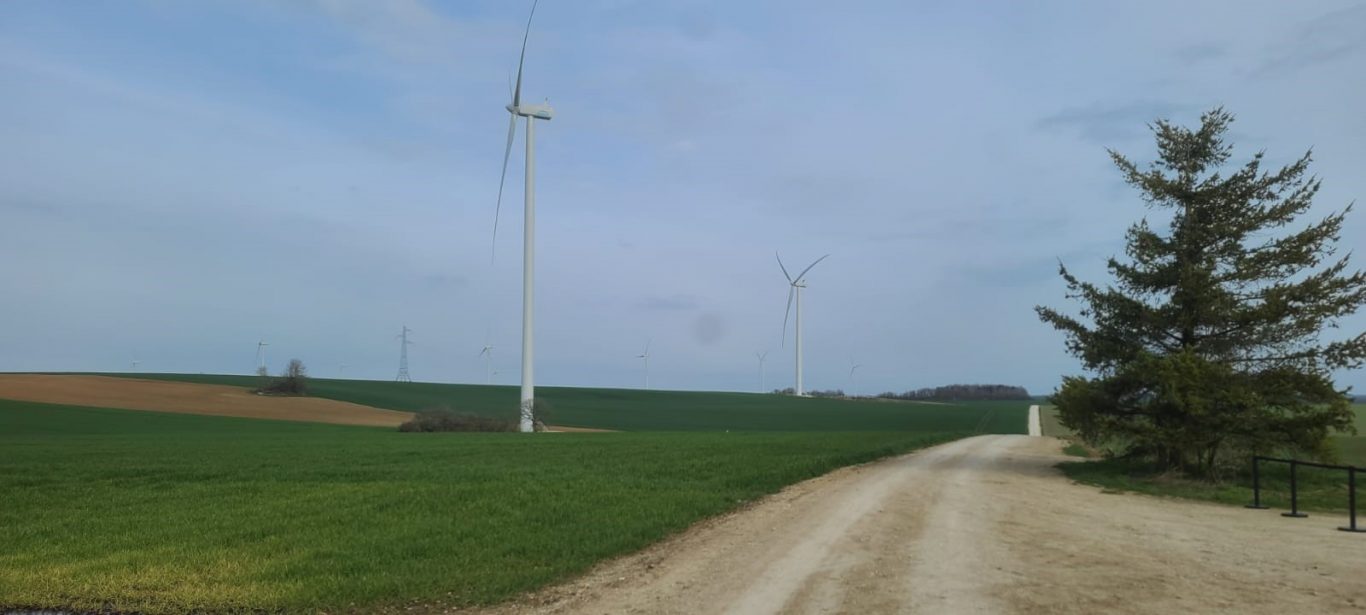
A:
2 1 1363 395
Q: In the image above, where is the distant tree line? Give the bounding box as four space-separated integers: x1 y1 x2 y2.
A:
769 384 1031 400
770 388 847 398
876 384 1031 401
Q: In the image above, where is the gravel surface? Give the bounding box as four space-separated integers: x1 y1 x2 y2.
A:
472 435 1366 614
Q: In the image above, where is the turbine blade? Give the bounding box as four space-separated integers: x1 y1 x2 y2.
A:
644 339 651 355
492 113 518 262
512 0 540 108
781 286 794 347
795 254 831 283
776 252 793 283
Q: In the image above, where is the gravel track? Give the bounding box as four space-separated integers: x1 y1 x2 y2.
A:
475 435 1366 614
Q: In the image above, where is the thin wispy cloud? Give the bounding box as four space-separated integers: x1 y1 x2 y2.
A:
1254 4 1366 76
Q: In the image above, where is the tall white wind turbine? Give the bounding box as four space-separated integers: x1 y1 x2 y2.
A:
255 340 269 376
756 351 769 393
848 358 863 395
493 0 554 433
637 340 652 389
778 253 829 396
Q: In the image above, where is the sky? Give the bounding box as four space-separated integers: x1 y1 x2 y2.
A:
1 0 1364 396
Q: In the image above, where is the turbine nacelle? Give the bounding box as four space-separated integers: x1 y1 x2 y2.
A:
508 102 555 120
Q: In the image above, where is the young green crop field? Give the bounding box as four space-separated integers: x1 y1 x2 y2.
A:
0 393 989 613
95 372 1028 433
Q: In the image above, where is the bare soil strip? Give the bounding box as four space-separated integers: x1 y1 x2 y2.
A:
0 374 413 427
473 435 1366 614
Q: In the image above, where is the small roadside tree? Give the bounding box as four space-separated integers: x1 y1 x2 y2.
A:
257 359 309 396
1037 108 1365 476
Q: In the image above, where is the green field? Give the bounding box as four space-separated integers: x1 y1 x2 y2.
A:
0 377 1025 613
99 372 1028 433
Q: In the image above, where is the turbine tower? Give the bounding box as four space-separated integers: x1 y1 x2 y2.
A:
637 340 651 389
756 351 769 393
255 340 269 376
778 253 829 396
395 326 413 383
131 359 140 372
848 358 863 395
493 0 553 433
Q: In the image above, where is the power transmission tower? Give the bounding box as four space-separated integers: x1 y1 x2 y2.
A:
395 325 413 383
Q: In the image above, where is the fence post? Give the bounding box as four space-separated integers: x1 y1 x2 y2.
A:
1281 460 1308 518
1246 456 1269 509
1340 467 1365 533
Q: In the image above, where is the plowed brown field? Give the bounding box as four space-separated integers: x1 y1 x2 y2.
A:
0 374 412 427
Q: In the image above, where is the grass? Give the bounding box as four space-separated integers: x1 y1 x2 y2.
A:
1037 404 1070 438
1331 403 1366 466
1060 456 1358 514
0 398 965 613
91 372 1029 434
1057 403 1366 515
1061 442 1090 458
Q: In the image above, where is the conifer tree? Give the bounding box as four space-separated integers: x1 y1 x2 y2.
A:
1037 108 1366 475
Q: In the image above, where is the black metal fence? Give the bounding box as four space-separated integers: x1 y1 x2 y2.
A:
1246 456 1364 533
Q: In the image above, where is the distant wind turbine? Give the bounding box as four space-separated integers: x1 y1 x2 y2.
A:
756 351 769 393
778 253 830 396
848 358 863 394
255 340 269 376
637 340 652 389
492 0 554 433
131 360 140 372
479 342 495 385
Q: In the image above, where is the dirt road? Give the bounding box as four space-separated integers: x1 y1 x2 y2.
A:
479 435 1366 614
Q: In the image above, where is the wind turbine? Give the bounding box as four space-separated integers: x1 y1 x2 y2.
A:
756 351 769 393
493 0 554 433
778 253 829 396
131 360 140 372
255 340 269 376
637 340 652 389
848 358 863 395
479 343 495 385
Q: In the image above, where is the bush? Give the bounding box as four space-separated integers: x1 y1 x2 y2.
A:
531 397 554 430
399 408 517 433
256 359 308 396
